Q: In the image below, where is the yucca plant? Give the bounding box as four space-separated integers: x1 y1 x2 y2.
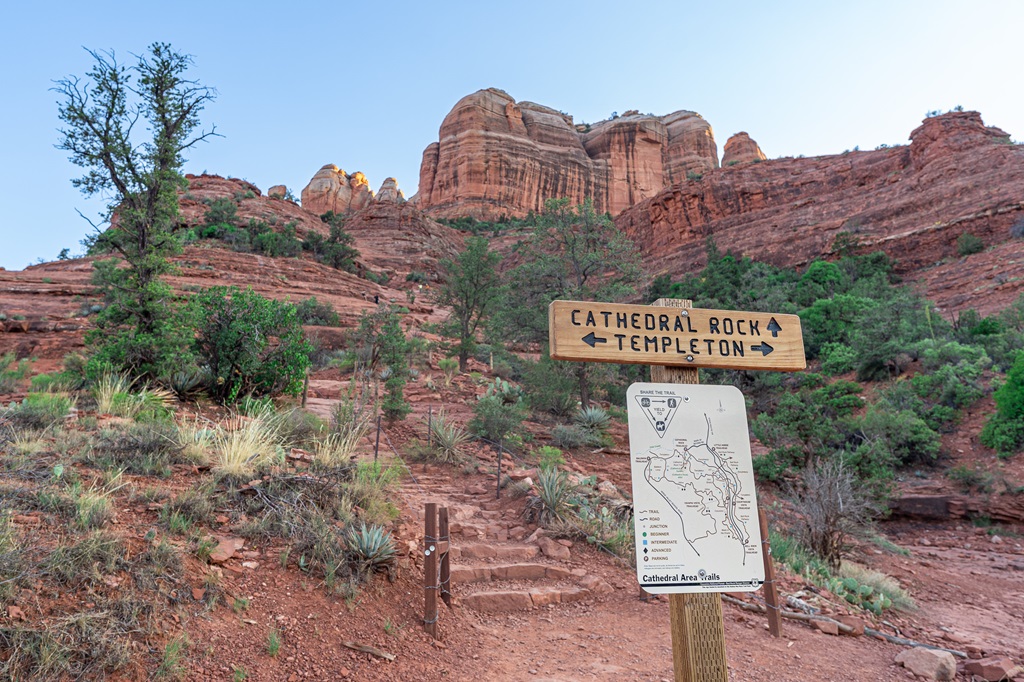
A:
212 413 283 479
345 522 396 579
428 410 469 463
574 405 611 434
529 467 574 525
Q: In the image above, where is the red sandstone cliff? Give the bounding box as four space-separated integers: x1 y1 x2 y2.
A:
413 89 718 219
616 111 1024 316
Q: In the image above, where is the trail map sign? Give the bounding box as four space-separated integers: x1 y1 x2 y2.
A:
548 300 805 371
628 383 764 594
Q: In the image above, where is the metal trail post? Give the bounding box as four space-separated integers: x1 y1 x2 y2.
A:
374 415 381 463
428 406 433 449
758 508 783 637
651 298 729 682
424 502 438 639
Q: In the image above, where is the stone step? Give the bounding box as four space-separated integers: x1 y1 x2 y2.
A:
451 543 539 562
450 563 576 584
460 587 592 613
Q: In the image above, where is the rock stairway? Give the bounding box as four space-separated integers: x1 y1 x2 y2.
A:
400 467 612 615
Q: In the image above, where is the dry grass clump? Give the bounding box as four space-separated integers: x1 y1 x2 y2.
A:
174 416 217 465
212 412 283 479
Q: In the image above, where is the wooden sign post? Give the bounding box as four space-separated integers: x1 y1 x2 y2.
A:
549 298 804 681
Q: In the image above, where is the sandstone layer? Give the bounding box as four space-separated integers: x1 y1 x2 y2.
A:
414 88 718 219
615 111 1024 316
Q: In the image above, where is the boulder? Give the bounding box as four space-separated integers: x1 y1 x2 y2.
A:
894 647 956 681
267 185 288 199
536 535 571 560
964 657 1021 681
812 619 839 636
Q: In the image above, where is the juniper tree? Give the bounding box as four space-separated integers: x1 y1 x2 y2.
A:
55 43 217 378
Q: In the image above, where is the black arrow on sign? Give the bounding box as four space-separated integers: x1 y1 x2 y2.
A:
582 332 608 348
767 317 782 337
750 342 775 356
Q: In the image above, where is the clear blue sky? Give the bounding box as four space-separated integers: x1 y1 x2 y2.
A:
2 0 1021 270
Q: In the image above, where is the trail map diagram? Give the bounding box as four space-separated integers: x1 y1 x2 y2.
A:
627 383 764 594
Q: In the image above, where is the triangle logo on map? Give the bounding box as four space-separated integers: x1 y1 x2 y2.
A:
634 395 680 438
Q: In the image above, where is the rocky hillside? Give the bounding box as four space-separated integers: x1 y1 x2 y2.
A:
616 111 1024 316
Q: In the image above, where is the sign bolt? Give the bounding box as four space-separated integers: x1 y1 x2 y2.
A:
686 355 694 362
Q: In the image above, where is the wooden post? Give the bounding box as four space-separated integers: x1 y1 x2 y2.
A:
651 298 729 682
424 502 438 639
439 506 451 608
301 370 309 408
374 415 381 463
758 508 783 637
428 406 433 449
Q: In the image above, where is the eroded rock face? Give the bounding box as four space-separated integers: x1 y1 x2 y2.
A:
722 132 766 166
300 164 374 216
375 177 405 204
615 111 1024 316
267 185 288 199
414 89 719 219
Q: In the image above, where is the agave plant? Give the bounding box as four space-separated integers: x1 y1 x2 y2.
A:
574 405 611 434
345 522 396 579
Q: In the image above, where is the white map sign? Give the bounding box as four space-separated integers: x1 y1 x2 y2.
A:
627 383 764 594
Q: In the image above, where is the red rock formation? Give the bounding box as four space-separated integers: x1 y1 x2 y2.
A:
267 185 288 199
342 202 463 281
722 132 766 166
375 177 405 204
414 89 718 219
180 174 326 238
300 164 373 216
615 111 1024 315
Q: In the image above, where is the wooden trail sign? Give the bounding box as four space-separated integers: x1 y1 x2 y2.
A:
549 300 805 371
548 297 801 682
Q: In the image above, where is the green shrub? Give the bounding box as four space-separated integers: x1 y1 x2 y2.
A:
551 424 600 449
981 352 1024 456
0 353 31 393
521 354 578 417
345 522 396 580
294 297 340 326
5 392 74 429
304 213 360 273
535 445 565 471
956 232 984 256
188 286 312 404
203 198 238 228
426 410 470 463
820 342 858 375
469 394 525 443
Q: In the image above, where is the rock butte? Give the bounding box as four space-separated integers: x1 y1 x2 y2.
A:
412 88 719 219
300 166 409 216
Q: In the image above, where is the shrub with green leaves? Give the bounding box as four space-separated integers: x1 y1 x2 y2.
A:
294 297 340 326
304 212 360 273
0 353 31 393
469 394 525 443
188 286 312 404
981 351 1024 456
551 424 600 449
355 304 410 421
956 232 984 256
